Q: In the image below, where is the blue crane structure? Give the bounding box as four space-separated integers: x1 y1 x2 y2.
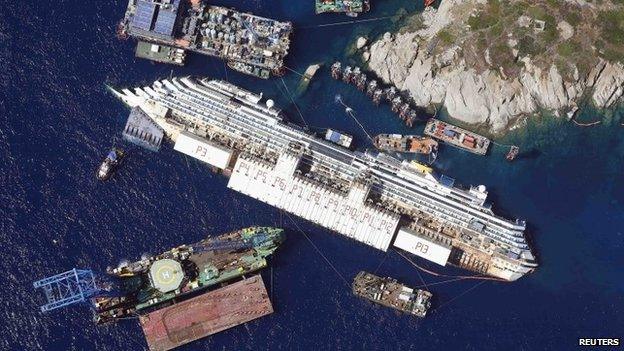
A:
33 268 100 313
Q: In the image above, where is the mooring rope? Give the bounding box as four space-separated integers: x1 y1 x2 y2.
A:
183 155 208 228
373 251 389 274
280 77 309 129
284 65 305 78
285 213 350 286
412 277 468 289
300 15 398 29
396 249 508 282
490 140 514 148
430 280 487 314
270 262 274 300
335 95 374 143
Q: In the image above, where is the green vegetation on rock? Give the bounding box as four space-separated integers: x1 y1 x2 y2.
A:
597 8 624 62
437 30 456 45
430 0 624 78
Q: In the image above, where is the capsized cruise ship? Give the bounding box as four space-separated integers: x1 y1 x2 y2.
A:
110 76 538 281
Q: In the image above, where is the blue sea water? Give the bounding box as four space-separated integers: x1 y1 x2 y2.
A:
1 1 623 350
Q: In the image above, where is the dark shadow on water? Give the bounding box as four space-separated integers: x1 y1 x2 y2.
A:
523 222 541 263
516 148 542 160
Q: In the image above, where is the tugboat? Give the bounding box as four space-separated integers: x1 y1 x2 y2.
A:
97 148 124 181
331 62 342 80
506 145 519 161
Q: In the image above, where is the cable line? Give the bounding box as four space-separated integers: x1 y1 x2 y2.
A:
396 249 507 282
280 77 309 129
284 65 305 77
285 213 350 287
335 95 374 143
300 15 398 29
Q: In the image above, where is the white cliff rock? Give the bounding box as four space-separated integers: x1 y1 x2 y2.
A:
356 36 368 50
362 51 370 62
557 21 574 40
591 62 624 107
364 3 624 132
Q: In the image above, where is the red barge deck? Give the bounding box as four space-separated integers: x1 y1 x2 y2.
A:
140 275 273 351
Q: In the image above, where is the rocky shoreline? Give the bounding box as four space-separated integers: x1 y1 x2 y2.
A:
359 0 624 133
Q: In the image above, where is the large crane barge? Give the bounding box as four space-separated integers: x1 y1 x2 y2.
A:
110 77 538 281
33 227 284 350
118 0 293 79
94 226 284 324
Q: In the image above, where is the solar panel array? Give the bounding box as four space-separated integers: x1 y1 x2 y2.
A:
131 1 157 32
153 0 181 36
131 0 181 36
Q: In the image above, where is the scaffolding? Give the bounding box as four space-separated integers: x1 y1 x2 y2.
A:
33 269 100 313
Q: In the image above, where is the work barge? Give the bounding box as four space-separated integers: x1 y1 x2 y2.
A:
315 0 371 17
141 275 273 351
353 271 432 317
111 76 538 281
118 0 293 79
425 119 490 155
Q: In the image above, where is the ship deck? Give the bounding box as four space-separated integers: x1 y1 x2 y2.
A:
135 41 185 66
140 275 273 351
123 1 292 77
424 119 490 155
352 271 431 317
315 0 369 14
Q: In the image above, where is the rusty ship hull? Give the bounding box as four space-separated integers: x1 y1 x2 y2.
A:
140 275 273 351
374 134 438 155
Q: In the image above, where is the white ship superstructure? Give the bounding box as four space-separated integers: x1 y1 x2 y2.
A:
111 76 538 281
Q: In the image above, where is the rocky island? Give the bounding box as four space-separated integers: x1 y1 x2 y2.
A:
361 0 624 132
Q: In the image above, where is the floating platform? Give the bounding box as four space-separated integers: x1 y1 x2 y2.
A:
316 0 370 16
122 107 164 152
135 41 186 66
424 119 490 155
120 1 293 79
331 62 418 127
140 275 273 351
325 128 353 149
352 271 432 317
297 63 322 94
374 134 438 155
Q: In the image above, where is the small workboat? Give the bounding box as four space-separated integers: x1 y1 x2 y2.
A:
506 146 519 162
97 148 125 181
